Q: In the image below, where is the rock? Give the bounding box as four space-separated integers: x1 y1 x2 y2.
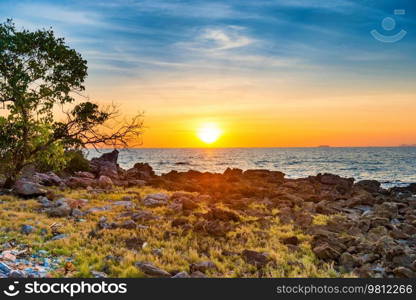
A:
318 173 353 185
118 220 137 229
129 210 158 222
127 179 147 187
0 262 12 274
172 218 188 227
143 193 170 207
312 243 341 260
181 198 199 210
98 175 113 188
125 237 145 250
45 199 71 217
75 171 95 179
189 261 217 274
205 208 240 222
95 150 119 164
33 172 63 186
112 201 134 209
90 150 120 179
193 220 234 237
243 169 285 181
135 262 171 277
1 251 16 261
126 163 155 180
71 208 84 218
87 206 112 214
21 225 35 235
190 271 208 278
355 180 381 193
38 196 53 207
241 250 270 267
8 270 27 278
340 252 356 271
14 179 46 197
295 213 313 227
66 177 96 189
374 202 398 219
50 234 68 241
152 248 163 257
393 267 415 278
91 270 108 278
281 236 299 246
172 271 190 278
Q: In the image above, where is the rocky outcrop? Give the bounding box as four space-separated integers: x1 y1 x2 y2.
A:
90 150 120 180
13 178 46 197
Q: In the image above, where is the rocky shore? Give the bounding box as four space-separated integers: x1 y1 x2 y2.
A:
1 150 416 278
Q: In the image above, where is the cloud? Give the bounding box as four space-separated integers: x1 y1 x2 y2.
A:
179 26 254 52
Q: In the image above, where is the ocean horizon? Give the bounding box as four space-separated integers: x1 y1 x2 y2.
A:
86 147 416 188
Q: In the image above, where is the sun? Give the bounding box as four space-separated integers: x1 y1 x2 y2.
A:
197 123 222 144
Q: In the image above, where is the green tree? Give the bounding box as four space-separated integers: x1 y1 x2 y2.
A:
0 20 142 187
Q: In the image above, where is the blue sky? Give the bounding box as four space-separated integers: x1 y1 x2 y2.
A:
1 0 414 81
1 0 416 147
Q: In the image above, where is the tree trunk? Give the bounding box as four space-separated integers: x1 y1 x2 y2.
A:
3 175 16 189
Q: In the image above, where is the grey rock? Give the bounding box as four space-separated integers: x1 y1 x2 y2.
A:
91 270 108 278
21 225 35 235
135 262 171 277
143 193 170 207
172 271 190 278
14 179 46 197
50 234 68 241
189 261 217 274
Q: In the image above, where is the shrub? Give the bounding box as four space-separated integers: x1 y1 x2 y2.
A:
65 150 91 173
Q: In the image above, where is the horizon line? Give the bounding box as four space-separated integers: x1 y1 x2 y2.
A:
85 145 416 150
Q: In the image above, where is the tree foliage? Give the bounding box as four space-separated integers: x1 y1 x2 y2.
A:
0 20 143 187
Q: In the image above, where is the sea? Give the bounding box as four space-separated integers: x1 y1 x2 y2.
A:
86 147 416 188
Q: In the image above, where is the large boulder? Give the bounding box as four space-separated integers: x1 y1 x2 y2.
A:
45 198 72 217
90 150 120 180
98 175 113 189
355 180 381 193
65 177 96 189
32 172 63 186
126 163 155 180
14 179 46 197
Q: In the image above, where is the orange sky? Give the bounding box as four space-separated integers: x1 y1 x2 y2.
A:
86 75 416 148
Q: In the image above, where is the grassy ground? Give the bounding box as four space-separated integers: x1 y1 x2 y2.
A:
0 186 352 278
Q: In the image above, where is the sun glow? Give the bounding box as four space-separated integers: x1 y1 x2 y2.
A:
197 123 222 144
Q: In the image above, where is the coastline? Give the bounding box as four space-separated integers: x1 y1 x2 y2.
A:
1 150 416 278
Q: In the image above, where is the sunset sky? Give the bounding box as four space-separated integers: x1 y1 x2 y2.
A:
1 0 415 147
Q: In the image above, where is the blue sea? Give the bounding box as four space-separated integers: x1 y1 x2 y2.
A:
86 147 416 188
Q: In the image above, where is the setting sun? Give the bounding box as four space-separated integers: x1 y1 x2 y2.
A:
197 123 222 144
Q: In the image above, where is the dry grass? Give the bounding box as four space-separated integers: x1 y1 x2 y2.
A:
0 187 352 278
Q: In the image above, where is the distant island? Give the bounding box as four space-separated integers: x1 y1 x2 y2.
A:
317 145 331 148
399 144 416 147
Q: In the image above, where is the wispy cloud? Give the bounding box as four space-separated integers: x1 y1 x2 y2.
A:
187 26 254 51
129 0 243 19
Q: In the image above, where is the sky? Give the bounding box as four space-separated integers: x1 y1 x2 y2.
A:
1 0 415 147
